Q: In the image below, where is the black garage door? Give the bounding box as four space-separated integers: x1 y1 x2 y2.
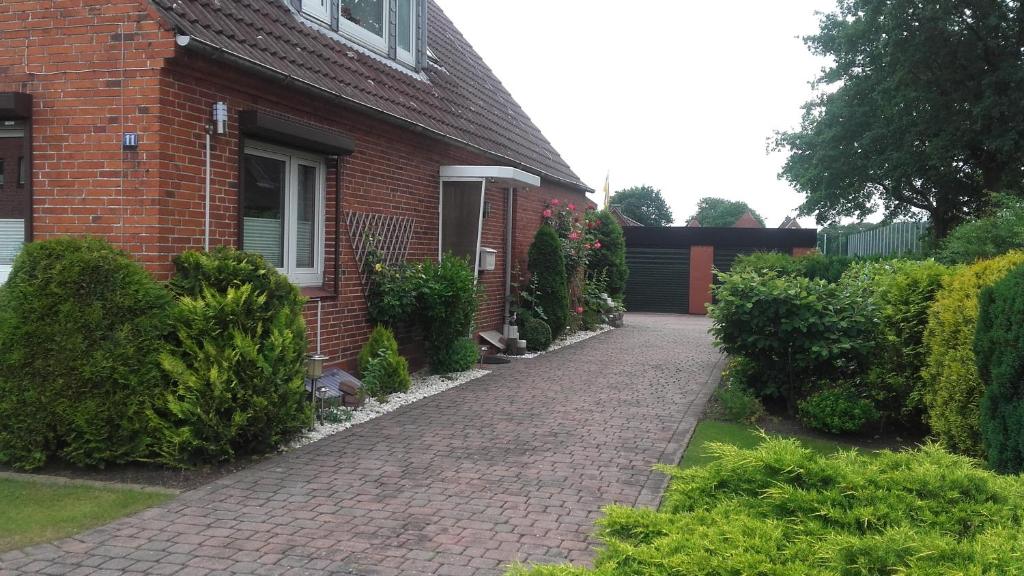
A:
624 248 689 313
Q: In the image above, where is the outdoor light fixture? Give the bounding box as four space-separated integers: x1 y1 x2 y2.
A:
212 101 228 135
306 353 328 403
315 386 330 424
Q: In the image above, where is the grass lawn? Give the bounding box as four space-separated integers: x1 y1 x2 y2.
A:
0 478 172 553
680 419 864 469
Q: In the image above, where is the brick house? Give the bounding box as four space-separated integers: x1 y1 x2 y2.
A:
0 0 593 369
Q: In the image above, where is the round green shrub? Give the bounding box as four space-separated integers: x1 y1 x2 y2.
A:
923 251 1024 457
798 386 880 434
361 347 412 401
528 224 569 339
587 210 628 299
709 270 877 411
936 194 1024 265
523 318 553 352
359 325 400 377
427 337 479 374
149 248 312 467
0 238 173 470
976 264 1024 473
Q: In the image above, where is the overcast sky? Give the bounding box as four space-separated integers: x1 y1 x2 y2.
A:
437 0 837 228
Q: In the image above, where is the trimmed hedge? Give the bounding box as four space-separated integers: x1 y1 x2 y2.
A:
0 238 173 470
730 251 855 283
922 251 1024 457
842 259 951 428
148 248 311 467
976 264 1024 473
510 439 1024 575
528 225 569 340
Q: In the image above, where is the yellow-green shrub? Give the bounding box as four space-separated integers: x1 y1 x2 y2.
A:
922 251 1024 456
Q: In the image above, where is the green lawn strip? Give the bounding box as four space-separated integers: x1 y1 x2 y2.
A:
0 478 172 552
679 419 861 469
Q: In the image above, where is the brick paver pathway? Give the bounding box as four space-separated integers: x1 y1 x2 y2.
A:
1 313 721 576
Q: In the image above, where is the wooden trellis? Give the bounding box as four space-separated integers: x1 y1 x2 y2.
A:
345 211 416 293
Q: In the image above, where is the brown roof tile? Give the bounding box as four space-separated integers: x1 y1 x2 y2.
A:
150 0 587 190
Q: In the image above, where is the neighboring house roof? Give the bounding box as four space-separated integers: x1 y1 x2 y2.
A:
149 0 588 191
686 217 701 227
609 206 644 227
778 216 802 229
732 211 764 229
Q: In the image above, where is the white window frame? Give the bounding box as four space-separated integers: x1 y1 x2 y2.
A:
396 0 417 66
338 0 389 54
302 0 331 23
244 142 326 287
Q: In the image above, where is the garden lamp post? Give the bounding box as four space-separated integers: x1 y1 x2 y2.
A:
306 353 328 404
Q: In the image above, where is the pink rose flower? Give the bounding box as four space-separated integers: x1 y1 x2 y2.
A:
593 241 602 249
584 243 592 249
542 209 553 218
568 203 576 211
550 199 561 206
569 231 580 241
575 306 584 314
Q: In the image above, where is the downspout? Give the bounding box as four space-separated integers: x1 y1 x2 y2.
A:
204 127 212 251
504 185 515 325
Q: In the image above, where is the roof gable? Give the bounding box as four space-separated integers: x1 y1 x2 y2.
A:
150 0 586 190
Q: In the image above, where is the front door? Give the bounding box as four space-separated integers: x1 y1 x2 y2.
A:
0 120 28 283
439 179 484 273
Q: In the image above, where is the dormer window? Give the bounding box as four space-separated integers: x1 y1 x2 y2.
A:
339 0 386 51
301 0 419 68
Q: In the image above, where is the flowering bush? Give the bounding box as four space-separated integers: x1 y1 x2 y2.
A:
542 199 600 277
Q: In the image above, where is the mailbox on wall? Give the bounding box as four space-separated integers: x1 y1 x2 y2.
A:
479 247 497 272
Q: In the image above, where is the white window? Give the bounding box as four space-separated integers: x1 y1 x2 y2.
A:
339 0 388 53
396 0 416 66
302 0 330 22
242 143 325 286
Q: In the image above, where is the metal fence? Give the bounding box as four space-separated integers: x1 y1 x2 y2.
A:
841 221 929 257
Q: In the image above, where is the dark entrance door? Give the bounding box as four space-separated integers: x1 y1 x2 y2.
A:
624 248 690 313
0 121 28 281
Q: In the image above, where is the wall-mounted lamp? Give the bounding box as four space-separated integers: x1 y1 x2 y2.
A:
212 102 228 135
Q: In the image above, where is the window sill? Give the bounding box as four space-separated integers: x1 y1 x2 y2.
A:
301 286 335 299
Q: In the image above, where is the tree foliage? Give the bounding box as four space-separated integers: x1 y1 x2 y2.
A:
609 185 674 227
586 209 628 299
776 0 1024 238
689 197 765 227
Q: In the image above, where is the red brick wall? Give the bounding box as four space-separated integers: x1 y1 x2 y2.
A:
1 1 593 371
0 0 176 270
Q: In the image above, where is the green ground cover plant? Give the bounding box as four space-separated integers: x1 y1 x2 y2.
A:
923 251 1024 457
976 264 1024 473
511 434 1024 575
0 478 171 552
0 238 174 470
149 248 311 467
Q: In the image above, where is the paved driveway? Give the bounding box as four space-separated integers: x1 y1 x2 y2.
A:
1 314 721 576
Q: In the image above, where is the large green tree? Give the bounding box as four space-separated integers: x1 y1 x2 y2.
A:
776 0 1024 238
610 185 674 226
689 197 765 227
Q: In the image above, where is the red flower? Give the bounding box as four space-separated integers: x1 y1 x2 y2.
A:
575 306 584 314
550 198 561 206
568 203 576 211
569 231 580 241
542 209 553 218
593 241 602 249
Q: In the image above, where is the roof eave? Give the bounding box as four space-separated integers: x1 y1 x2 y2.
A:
177 34 592 193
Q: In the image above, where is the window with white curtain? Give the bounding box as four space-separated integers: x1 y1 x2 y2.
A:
242 143 325 286
339 0 387 52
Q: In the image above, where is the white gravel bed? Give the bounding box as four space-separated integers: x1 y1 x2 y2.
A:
505 324 614 359
286 368 490 449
